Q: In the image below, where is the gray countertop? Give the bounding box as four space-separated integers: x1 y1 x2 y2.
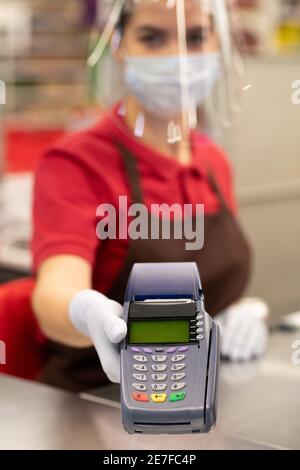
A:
0 329 299 450
0 374 276 450
218 330 300 449
82 330 300 450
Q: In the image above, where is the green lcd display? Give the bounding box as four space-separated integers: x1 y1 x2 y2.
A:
128 319 190 344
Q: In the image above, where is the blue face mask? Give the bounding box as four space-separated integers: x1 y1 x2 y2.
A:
124 51 221 118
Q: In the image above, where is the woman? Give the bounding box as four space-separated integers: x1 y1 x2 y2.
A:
31 0 268 392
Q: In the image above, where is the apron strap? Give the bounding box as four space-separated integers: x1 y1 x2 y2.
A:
119 143 228 212
207 170 229 212
118 144 144 205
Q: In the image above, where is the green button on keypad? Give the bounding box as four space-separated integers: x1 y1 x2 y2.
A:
169 391 186 402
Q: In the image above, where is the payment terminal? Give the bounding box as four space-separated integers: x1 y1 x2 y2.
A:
120 262 220 434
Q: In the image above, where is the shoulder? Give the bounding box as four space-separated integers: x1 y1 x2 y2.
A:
36 116 124 183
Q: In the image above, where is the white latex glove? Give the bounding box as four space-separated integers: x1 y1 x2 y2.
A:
214 298 269 361
69 289 127 383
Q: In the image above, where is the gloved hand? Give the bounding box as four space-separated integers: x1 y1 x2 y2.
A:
214 297 269 361
69 289 127 383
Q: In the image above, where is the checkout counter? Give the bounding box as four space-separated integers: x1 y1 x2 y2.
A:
0 328 299 450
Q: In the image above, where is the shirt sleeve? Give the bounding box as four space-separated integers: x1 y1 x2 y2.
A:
31 147 101 273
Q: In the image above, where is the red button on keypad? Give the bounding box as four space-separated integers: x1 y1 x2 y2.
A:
132 392 149 402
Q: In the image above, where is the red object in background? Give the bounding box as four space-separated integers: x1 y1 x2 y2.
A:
6 129 65 173
0 278 48 380
1 129 63 377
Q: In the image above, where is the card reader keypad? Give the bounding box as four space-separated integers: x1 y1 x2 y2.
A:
131 347 188 403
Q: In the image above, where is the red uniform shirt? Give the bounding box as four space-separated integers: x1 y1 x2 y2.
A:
32 106 237 294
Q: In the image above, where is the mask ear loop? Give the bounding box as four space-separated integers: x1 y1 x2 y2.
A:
87 0 126 68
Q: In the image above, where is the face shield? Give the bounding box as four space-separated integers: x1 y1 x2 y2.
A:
88 0 246 146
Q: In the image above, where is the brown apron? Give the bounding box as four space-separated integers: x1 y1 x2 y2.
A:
38 145 251 392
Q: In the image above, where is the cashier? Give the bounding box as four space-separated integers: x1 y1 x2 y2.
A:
31 0 269 392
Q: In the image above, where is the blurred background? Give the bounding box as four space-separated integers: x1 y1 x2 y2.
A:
0 0 299 322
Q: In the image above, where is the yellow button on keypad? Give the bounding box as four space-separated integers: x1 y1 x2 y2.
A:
151 393 167 403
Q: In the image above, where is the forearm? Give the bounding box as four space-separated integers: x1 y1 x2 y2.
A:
31 254 127 383
31 255 93 347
